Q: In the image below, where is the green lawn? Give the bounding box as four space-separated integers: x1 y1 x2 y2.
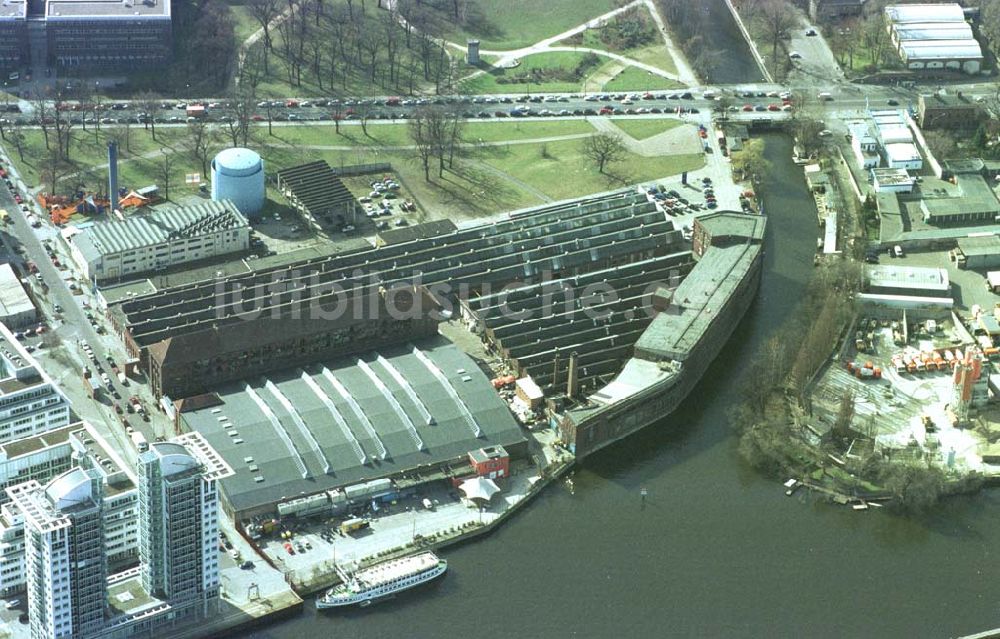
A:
608 118 684 141
602 66 684 91
625 44 678 77
459 51 599 94
9 127 189 190
480 138 703 202
227 2 261 45
442 0 616 50
6 118 703 221
267 120 597 148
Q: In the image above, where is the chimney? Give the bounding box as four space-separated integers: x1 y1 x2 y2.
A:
567 351 579 398
108 141 119 203
551 351 561 389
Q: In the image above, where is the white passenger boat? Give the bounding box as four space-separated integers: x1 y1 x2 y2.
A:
317 551 447 609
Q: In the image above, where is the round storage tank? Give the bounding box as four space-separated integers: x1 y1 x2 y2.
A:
211 148 265 218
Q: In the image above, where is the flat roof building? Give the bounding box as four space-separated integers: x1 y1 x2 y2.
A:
0 322 71 445
866 265 951 297
885 142 923 170
918 92 987 130
955 235 1000 269
0 263 36 329
872 168 915 193
45 0 173 70
0 2 27 68
920 173 1000 225
69 200 250 283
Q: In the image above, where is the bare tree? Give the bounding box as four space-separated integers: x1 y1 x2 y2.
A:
861 11 889 69
135 91 162 141
409 107 438 181
159 149 175 201
582 132 626 174
755 0 796 71
30 93 53 151
248 0 282 65
185 120 216 178
227 86 256 148
7 121 25 162
833 390 856 440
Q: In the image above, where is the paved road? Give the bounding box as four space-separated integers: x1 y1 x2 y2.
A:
0 153 163 457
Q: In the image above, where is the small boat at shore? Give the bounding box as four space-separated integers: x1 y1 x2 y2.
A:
317 551 447 609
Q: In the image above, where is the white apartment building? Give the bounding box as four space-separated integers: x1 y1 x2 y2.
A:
69 200 250 283
9 468 108 639
0 426 137 597
138 433 230 617
0 323 70 444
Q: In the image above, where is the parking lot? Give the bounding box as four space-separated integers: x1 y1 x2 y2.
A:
341 173 422 233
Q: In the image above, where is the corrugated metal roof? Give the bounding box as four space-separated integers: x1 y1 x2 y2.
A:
885 3 966 24
75 200 248 257
894 24 973 40
901 40 982 60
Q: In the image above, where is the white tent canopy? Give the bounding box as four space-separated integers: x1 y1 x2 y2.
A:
459 477 501 502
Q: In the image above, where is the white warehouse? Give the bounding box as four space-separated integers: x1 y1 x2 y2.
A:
69 200 251 283
885 4 982 74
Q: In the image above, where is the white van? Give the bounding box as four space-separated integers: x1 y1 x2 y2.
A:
818 92 833 101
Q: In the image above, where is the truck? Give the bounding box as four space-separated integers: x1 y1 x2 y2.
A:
186 104 207 118
117 371 127 385
130 431 148 453
83 371 101 398
339 518 369 535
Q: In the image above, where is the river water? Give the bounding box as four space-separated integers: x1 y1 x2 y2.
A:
251 136 999 638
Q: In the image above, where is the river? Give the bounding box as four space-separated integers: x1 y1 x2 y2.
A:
249 136 999 638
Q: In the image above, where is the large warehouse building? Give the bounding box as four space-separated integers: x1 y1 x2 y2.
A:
110 191 691 399
885 4 982 74
177 338 526 520
69 200 250 283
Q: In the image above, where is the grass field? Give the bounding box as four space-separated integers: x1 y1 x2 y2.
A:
11 128 189 191
267 120 596 148
458 51 599 95
602 66 684 91
442 0 616 50
7 118 703 220
226 3 261 45
608 118 684 141
625 44 678 76
479 138 704 202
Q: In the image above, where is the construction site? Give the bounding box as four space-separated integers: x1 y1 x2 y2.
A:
808 298 1000 478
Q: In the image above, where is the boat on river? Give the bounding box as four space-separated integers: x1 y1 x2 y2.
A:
317 551 447 609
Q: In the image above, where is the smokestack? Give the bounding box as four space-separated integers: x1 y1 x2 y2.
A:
108 141 119 206
567 351 579 398
552 351 561 390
